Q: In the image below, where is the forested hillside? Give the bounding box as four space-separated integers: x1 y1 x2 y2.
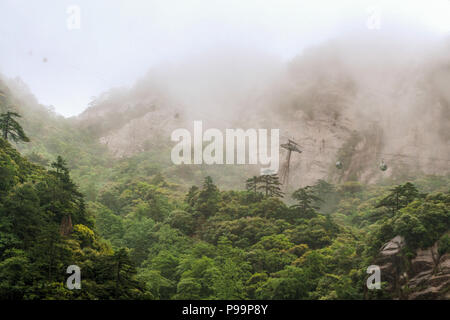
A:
74 37 450 188
0 138 147 299
0 129 448 299
0 49 449 299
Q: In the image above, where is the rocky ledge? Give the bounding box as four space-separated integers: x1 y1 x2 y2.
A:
376 235 449 299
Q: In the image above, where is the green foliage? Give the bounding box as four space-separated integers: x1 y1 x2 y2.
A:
0 140 146 299
291 186 322 219
0 89 448 300
438 234 450 256
392 193 449 249
259 174 284 198
0 112 30 143
376 182 420 215
246 174 284 198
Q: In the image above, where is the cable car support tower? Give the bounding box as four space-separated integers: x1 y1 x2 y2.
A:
279 139 302 187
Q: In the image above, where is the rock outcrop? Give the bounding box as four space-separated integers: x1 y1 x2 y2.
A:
74 38 450 187
376 235 450 299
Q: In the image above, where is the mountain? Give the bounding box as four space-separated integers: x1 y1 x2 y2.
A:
377 235 450 299
0 34 449 301
0 138 147 299
73 35 450 189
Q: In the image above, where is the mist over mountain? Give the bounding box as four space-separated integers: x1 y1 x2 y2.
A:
71 31 450 188
1 5 449 302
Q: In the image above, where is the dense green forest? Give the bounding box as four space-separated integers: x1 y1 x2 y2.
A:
1 126 449 299
0 78 449 300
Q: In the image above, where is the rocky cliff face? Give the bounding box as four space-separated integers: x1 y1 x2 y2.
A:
376 235 450 299
75 37 450 188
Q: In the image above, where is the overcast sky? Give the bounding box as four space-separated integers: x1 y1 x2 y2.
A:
0 0 449 117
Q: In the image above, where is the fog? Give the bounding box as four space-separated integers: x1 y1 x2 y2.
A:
63 21 448 185
279 31 450 182
0 0 449 116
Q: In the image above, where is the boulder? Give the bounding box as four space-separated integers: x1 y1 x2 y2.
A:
375 236 450 300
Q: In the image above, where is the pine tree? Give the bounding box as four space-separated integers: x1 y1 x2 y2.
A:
257 174 284 198
50 156 83 199
245 176 260 194
195 176 220 218
291 186 322 218
185 185 199 207
0 112 30 143
48 156 86 234
376 182 420 214
113 248 139 299
202 176 218 194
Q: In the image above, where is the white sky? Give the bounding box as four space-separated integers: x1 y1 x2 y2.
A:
0 0 449 117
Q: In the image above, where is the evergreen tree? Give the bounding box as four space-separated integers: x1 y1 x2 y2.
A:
185 185 199 207
112 248 140 299
291 186 322 219
376 182 420 215
0 112 30 143
48 156 86 227
257 174 284 198
246 176 260 194
311 180 334 202
311 180 338 214
195 176 220 218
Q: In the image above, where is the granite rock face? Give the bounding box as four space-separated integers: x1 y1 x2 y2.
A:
376 235 450 299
